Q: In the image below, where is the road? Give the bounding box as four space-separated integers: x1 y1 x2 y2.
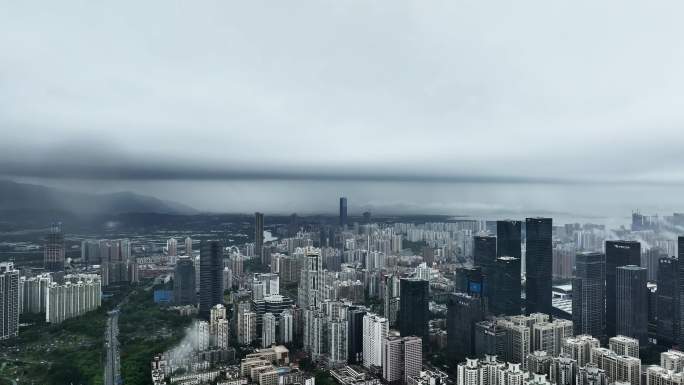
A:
104 309 121 385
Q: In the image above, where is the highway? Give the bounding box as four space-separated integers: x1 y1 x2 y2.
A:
104 309 121 385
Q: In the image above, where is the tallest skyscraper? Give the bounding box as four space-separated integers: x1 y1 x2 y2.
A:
339 197 348 227
525 217 552 314
44 222 65 272
497 220 522 259
199 240 223 319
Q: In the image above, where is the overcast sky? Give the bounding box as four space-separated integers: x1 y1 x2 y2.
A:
2 1 684 215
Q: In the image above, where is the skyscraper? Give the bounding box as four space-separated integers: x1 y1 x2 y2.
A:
382 336 422 384
174 256 197 305
167 237 178 257
657 256 679 346
199 240 224 318
525 217 553 314
605 240 641 338
678 236 684 347
572 252 606 338
398 278 429 342
339 197 348 227
447 292 484 363
184 236 193 256
0 262 19 340
347 306 367 364
262 312 276 348
616 265 648 344
474 236 497 289
44 222 65 272
490 256 521 316
363 313 388 369
255 212 264 263
497 220 522 259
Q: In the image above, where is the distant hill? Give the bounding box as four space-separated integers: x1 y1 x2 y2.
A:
0 180 197 215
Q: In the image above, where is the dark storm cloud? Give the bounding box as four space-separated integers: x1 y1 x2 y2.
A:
2 0 684 189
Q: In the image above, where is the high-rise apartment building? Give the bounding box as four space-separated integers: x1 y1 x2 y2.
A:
561 335 600 367
262 312 277 348
44 223 65 272
199 240 224 318
45 274 102 323
0 262 19 340
184 236 193 256
525 218 553 314
398 278 429 342
362 313 388 369
329 319 348 366
616 265 648 344
279 310 293 344
605 240 641 338
383 336 422 384
298 247 324 309
608 335 639 358
572 252 606 338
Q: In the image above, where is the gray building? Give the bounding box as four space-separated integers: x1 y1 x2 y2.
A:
174 256 197 305
1 262 19 340
199 240 224 319
572 252 606 338
525 218 553 314
616 265 648 344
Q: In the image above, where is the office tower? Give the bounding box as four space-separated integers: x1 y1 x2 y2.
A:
279 310 293 344
456 267 485 298
609 335 639 358
572 252 606 338
262 312 276 348
383 274 401 326
562 335 600 367
474 235 497 275
199 240 224 318
497 220 522 259
167 237 178 257
339 197 348 227
46 274 102 323
383 336 422 384
679 236 684 347
347 306 367 364
44 223 65 272
490 256 521 315
527 350 552 376
237 311 257 345
174 256 196 305
657 256 679 346
0 263 19 340
577 364 607 385
329 320 348 366
549 355 578 385
605 240 641 338
298 247 324 309
184 236 193 256
447 292 484 363
616 265 648 344
398 278 429 342
362 313 388 368
474 320 506 358
255 212 264 262
81 240 101 265
525 218 553 314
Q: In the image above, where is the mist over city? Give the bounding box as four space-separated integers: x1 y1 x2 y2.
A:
2 2 684 385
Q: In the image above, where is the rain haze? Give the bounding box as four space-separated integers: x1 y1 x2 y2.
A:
2 1 684 224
